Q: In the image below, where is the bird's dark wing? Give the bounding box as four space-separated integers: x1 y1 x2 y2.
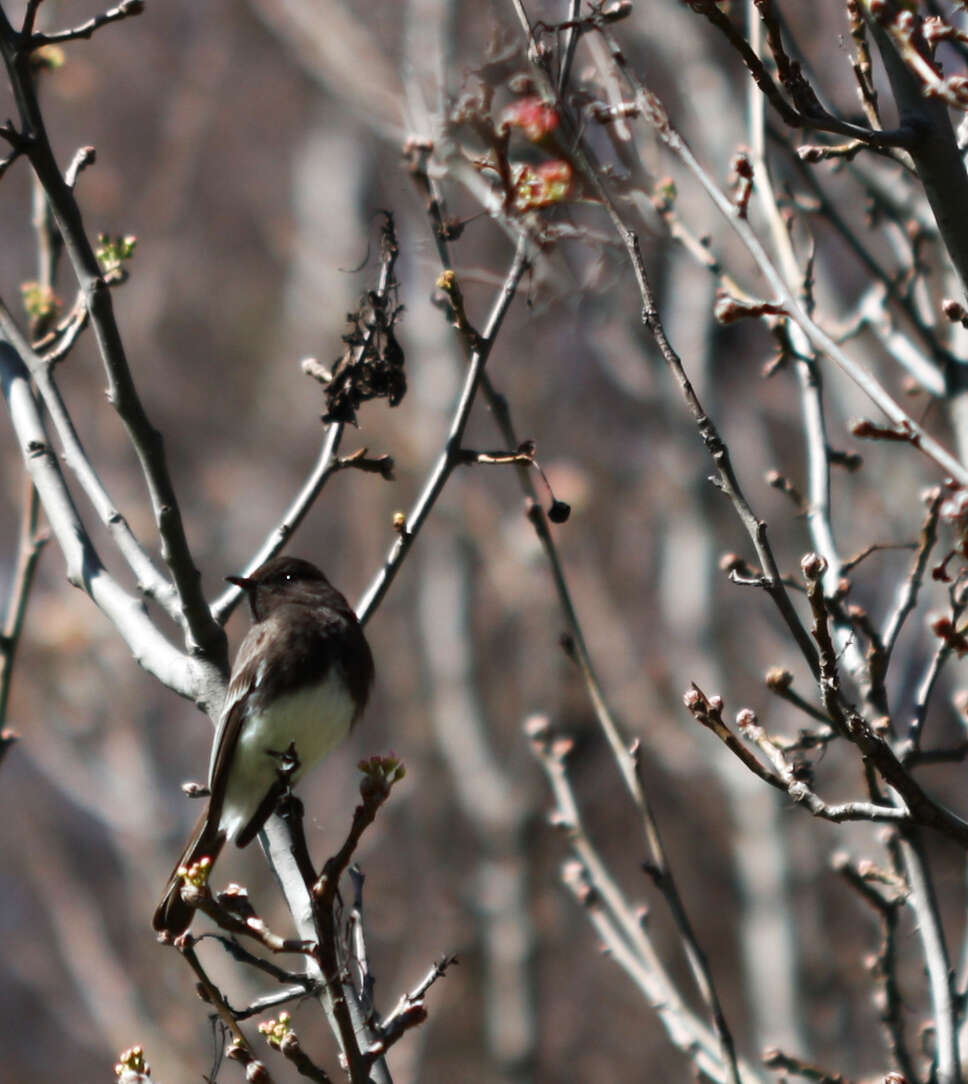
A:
205 622 271 829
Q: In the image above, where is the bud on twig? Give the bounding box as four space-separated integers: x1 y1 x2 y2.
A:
801 552 827 580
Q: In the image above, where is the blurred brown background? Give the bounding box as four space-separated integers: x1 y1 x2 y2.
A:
1 1 966 1081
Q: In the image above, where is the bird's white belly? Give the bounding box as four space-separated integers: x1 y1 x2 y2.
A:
219 669 356 842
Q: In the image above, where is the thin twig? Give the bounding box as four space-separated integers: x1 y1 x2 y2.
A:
907 628 959 753
764 670 835 728
31 166 62 313
177 935 272 1077
347 866 377 1019
185 894 315 957
20 0 43 38
686 689 911 826
379 955 457 1041
28 0 145 46
557 0 583 94
37 294 89 365
356 237 531 623
198 932 316 990
234 985 316 1021
0 473 48 726
895 828 961 1084
761 1047 855 1084
833 852 917 1080
881 489 943 659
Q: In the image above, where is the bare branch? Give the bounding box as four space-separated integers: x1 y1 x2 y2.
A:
686 689 913 826
417 120 744 1076
356 237 530 624
589 27 968 487
833 852 918 1080
761 1047 856 1084
685 0 916 149
863 4 968 303
896 829 961 1084
379 955 457 1043
527 715 763 1084
801 556 968 846
29 0 145 47
0 340 221 705
0 297 182 621
0 473 48 727
0 16 224 663
881 489 944 659
907 581 968 750
176 934 275 1079
307 760 404 1081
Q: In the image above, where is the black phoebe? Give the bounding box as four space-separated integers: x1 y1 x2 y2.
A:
153 556 374 935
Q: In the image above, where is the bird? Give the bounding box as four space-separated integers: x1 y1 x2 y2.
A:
152 555 374 935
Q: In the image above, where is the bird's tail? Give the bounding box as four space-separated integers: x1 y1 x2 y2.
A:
152 805 226 935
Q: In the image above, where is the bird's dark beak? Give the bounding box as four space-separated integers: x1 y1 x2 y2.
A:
226 574 256 590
